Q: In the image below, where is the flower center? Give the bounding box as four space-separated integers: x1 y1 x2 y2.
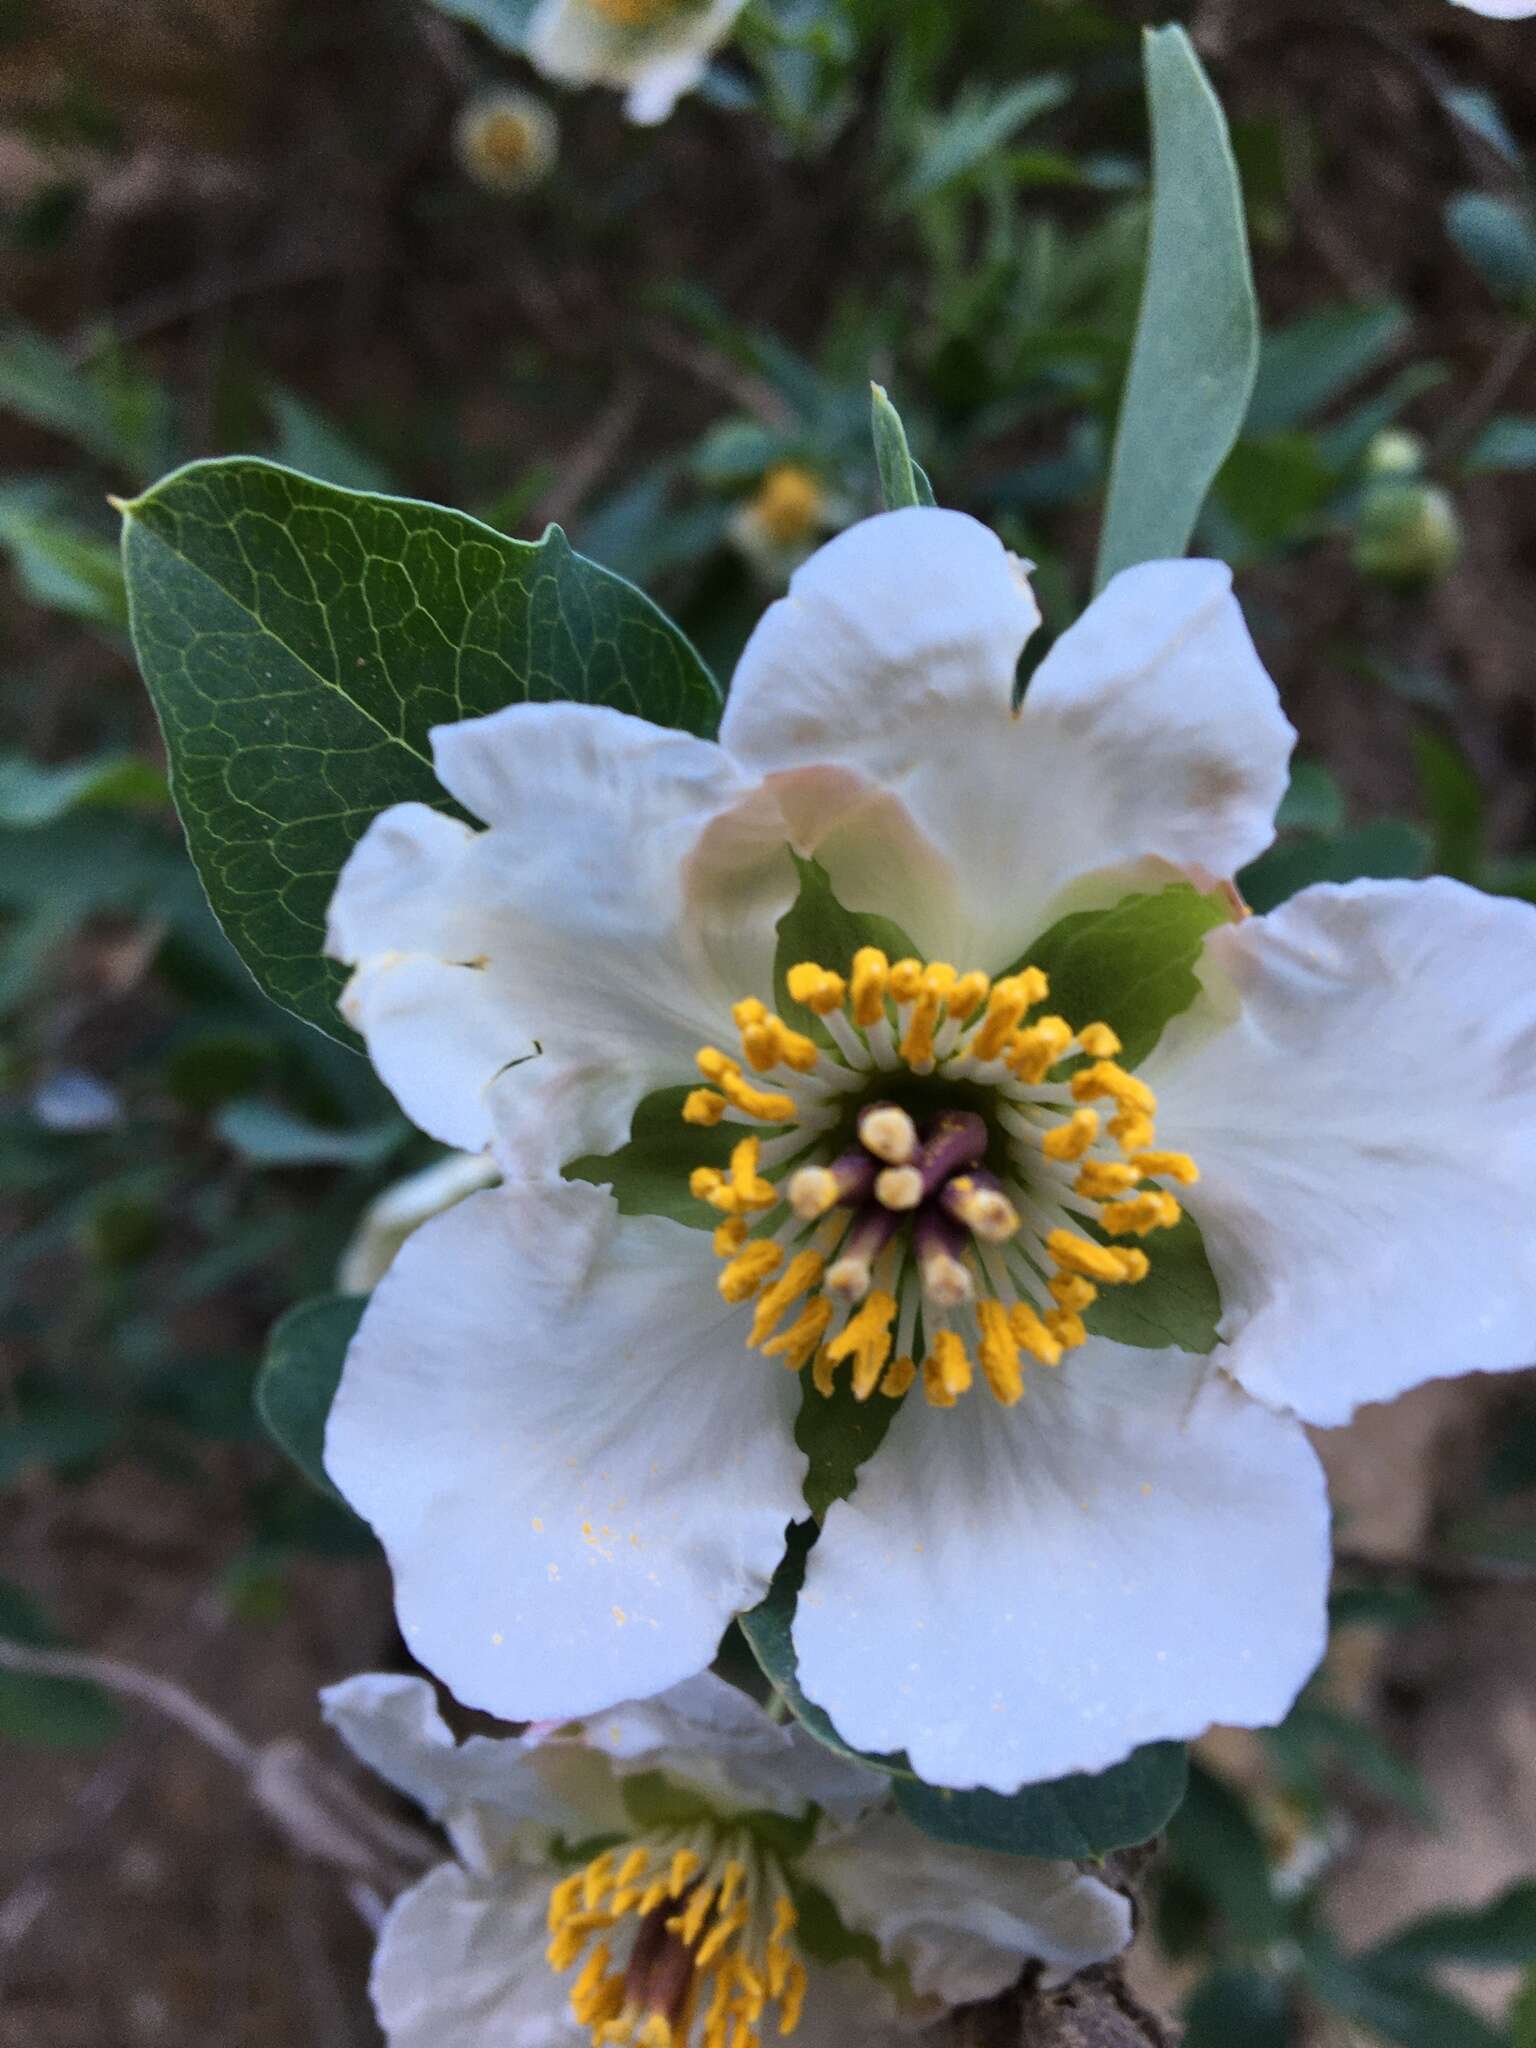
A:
748 466 825 548
548 1828 805 2048
683 948 1198 1408
585 0 686 25
474 109 540 171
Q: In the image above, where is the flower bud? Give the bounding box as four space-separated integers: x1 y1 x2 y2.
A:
454 89 559 197
1353 479 1463 587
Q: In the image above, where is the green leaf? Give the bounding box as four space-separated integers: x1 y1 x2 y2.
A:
1239 820 1430 915
897 77 1072 205
1447 191 1536 310
0 497 128 631
1246 301 1407 433
896 1742 1187 1861
869 386 937 512
774 853 918 1040
795 1363 904 1522
1512 1964 1536 2048
1183 1967 1292 2048
0 751 165 827
256 1293 367 1501
1466 415 1536 475
120 458 721 1043
1414 728 1484 883
1367 1883 1536 1977
563 1086 738 1227
214 1098 409 1170
1082 1213 1220 1354
619 1770 716 1834
1095 26 1258 591
1013 883 1230 1069
268 386 397 496
1305 1940 1511 2048
1166 1761 1286 1946
0 1580 123 1749
422 0 537 48
1275 760 1345 836
0 321 152 471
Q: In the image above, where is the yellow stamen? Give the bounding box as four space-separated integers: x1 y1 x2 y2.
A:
1048 1273 1097 1315
714 1216 750 1257
779 1961 807 2034
684 1088 728 1126
976 1299 1024 1406
742 1014 819 1075
1045 1307 1088 1350
880 1353 916 1397
971 969 1047 1062
587 0 682 25
677 1885 716 1948
669 1848 701 1893
1010 1300 1065 1365
549 1872 584 1932
947 969 990 1021
733 997 768 1032
785 961 847 1015
849 947 889 1027
932 1330 973 1398
583 1852 617 1911
1099 1193 1181 1238
900 990 942 1070
824 1291 897 1400
1076 1022 1122 1058
748 1250 825 1347
1041 1108 1099 1162
812 1348 838 1398
888 957 924 1003
719 1240 784 1304
1130 1149 1200 1185
637 2015 672 2048
1047 1230 1150 1284
1110 1110 1157 1153
1071 1060 1157 1116
1074 1160 1141 1200
1007 1015 1074 1084
695 1047 798 1124
696 1905 751 1969
762 1297 834 1372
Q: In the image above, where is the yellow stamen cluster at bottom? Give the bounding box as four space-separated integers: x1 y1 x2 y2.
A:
548 1832 805 2048
684 945 1200 1413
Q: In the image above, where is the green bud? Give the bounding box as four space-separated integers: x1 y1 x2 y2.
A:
1362 428 1426 481
1353 480 1462 587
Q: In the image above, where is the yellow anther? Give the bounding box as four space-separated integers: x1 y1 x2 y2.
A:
716 1860 747 1915
731 1136 777 1209
696 1046 739 1085
762 1296 834 1372
714 1216 750 1257
1077 1022 1122 1058
583 1851 617 1911
930 1330 973 1399
947 969 990 1021
696 1905 751 1969
922 1355 957 1407
971 971 1045 1061
1100 1192 1181 1238
1071 1060 1157 1116
637 1876 671 1914
733 997 769 1032
1041 1108 1099 1162
772 1896 797 1940
684 1088 729 1127
849 947 889 1027
742 1014 821 1076
786 961 847 1015
719 1239 784 1304
722 1072 799 1123
1007 1015 1074 1084
888 957 924 1003
1130 1149 1200 1185
771 1020 820 1073
548 1871 584 1932
812 1348 838 1398
1048 1230 1148 1285
1049 1272 1098 1314
638 2016 673 2048
1074 1160 1141 1200
1110 1110 1157 1153
1045 1307 1088 1351
900 992 943 1071
740 1022 780 1073
572 1944 612 2004
612 1847 649 1889
976 1299 1024 1406
1010 1300 1065 1366
880 1353 916 1398
779 1960 807 2034
824 1290 898 1400
748 1249 825 1347
924 961 958 998
677 1885 716 1947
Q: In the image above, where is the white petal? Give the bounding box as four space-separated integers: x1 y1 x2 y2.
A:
1143 878 1536 1425
1449 0 1536 15
329 703 786 1171
325 1181 807 1723
527 0 746 104
564 1672 883 1820
723 521 1290 966
321 1673 560 1828
804 1810 1131 2005
371 1860 583 2048
792 1347 1329 1791
337 1150 501 1295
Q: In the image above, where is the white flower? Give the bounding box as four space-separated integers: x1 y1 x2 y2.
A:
321 1667 1132 2048
454 88 560 195
1449 1 1536 16
324 507 1536 1791
526 0 748 125
337 1149 501 1295
728 466 851 588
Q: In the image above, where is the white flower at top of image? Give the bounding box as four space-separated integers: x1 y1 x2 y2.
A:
1449 1 1536 17
321 1666 1132 2048
337 1149 501 1296
454 87 560 195
526 0 748 125
323 505 1536 1794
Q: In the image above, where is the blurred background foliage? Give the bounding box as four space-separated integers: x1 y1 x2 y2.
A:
2 1 1536 2042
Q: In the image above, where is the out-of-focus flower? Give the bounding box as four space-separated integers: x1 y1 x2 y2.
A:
338 1149 501 1295
1354 477 1463 587
454 88 560 195
322 1668 1133 2048
1449 1 1536 18
526 0 748 125
728 464 849 585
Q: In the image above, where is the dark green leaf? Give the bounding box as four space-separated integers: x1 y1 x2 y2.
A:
422 0 537 47
0 1580 122 1749
1413 728 1484 882
1275 760 1346 837
256 1293 366 1501
1246 301 1407 433
896 1742 1187 1861
121 459 721 1042
268 386 397 496
1447 192 1536 309
869 385 937 512
1367 1883 1536 1977
1013 883 1230 1069
1465 416 1536 475
1512 1965 1536 2048
1306 1940 1511 2048
0 321 148 470
1240 821 1430 914
1166 1761 1286 1945
1268 1703 1435 1826
774 853 918 1040
1082 1213 1220 1354
1095 27 1258 589
0 1409 120 1488
795 1361 903 1521
1183 1967 1292 2048
563 1086 738 1227
0 497 128 630
215 1098 409 1170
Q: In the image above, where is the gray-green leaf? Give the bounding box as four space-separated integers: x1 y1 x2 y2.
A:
256 1293 367 1501
869 386 937 512
894 1741 1188 1861
1095 26 1258 591
120 459 721 1044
